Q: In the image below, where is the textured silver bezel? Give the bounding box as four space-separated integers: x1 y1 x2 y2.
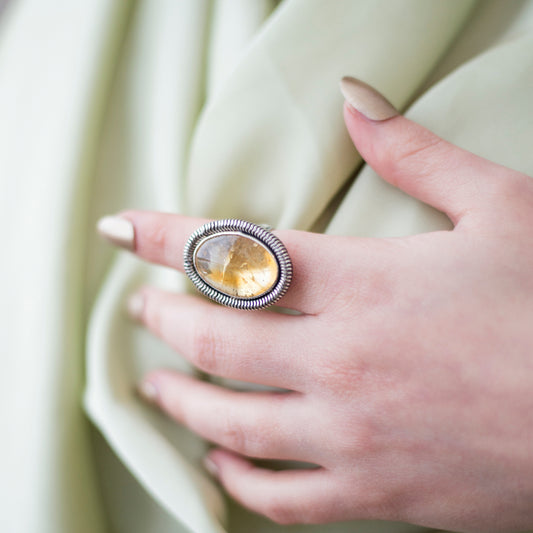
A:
183 219 292 310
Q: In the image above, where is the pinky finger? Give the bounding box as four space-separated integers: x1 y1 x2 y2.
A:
205 449 336 525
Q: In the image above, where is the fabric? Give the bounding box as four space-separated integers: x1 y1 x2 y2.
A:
2 1 533 532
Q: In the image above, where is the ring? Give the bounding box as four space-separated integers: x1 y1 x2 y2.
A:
183 219 292 310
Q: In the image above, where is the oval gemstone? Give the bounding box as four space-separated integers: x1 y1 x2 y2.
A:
194 233 279 298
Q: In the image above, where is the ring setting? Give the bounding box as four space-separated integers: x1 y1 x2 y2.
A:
183 219 292 310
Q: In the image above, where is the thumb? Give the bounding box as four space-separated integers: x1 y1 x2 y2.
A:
339 76 507 224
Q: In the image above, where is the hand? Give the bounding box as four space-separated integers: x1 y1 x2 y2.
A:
98 78 533 532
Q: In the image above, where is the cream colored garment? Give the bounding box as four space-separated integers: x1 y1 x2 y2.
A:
2 1 533 532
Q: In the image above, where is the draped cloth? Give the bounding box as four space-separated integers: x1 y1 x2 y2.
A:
2 1 533 532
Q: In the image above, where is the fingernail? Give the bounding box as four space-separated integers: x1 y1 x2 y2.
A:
97 215 135 251
339 76 398 121
137 380 159 404
203 456 219 478
127 292 145 322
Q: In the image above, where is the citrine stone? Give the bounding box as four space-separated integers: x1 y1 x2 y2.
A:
194 233 279 298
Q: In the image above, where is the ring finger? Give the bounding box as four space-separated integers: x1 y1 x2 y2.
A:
97 210 351 315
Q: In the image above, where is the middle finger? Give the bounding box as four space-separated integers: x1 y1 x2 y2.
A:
131 287 314 391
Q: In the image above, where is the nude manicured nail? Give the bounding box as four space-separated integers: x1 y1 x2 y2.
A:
339 76 398 121
137 380 159 404
97 215 135 251
204 457 219 478
127 292 145 322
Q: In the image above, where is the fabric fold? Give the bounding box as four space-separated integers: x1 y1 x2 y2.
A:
186 0 476 229
0 1 132 532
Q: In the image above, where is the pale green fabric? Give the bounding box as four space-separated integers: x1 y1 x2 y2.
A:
2 1 533 532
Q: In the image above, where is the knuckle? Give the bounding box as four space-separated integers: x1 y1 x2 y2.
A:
338 417 378 458
262 498 325 525
361 487 403 520
386 134 448 184
335 477 398 520
478 171 533 234
142 293 163 332
216 408 270 456
300 504 329 524
311 354 371 395
353 488 388 518
262 498 300 525
141 291 176 342
190 324 220 372
315 404 379 460
394 133 444 165
491 170 533 200
351 420 378 455
144 220 169 248
218 413 248 452
327 248 396 315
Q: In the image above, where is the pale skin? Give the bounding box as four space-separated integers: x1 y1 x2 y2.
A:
113 104 533 532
